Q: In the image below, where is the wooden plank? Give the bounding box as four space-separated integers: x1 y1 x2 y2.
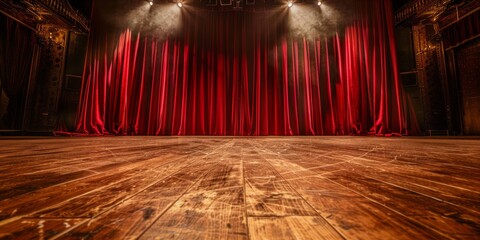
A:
332 150 480 188
256 137 480 173
139 187 247 239
242 141 343 239
332 161 480 212
0 144 189 196
33 147 222 219
0 153 183 223
0 138 234 237
255 139 480 212
249 216 343 240
325 170 480 238
0 218 86 240
0 170 93 200
244 181 318 217
243 153 318 217
272 147 480 213
0 136 479 240
292 176 449 239
51 139 235 239
57 166 210 239
33 170 177 218
253 144 449 239
139 150 247 239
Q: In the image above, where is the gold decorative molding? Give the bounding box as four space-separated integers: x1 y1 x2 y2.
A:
0 0 89 33
37 24 67 47
395 0 480 28
395 0 443 26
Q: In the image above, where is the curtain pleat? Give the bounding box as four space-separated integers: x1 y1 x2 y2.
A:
76 0 411 136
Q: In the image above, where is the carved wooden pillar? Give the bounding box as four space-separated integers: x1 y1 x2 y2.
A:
412 24 449 133
24 25 68 132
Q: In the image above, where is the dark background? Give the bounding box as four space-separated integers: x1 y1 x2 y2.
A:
69 0 411 19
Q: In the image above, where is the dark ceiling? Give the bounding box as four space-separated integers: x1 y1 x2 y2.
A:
393 0 410 10
69 0 93 18
68 0 411 19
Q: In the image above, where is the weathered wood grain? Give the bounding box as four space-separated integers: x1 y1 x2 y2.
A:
0 136 479 240
139 143 248 239
291 176 449 239
58 163 212 239
55 140 237 239
243 149 318 217
0 218 86 240
248 140 475 239
325 170 480 238
249 216 343 240
242 143 344 239
0 154 181 223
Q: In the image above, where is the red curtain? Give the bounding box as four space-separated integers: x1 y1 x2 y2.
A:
76 0 410 136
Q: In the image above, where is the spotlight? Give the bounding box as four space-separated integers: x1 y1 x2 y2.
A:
317 1 322 6
287 1 293 7
177 2 183 7
149 0 153 6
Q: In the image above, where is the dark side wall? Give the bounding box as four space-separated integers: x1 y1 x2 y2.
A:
441 9 480 135
395 7 480 136
0 11 87 134
448 38 480 135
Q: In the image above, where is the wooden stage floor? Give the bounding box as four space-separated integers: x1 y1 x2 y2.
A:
0 136 479 239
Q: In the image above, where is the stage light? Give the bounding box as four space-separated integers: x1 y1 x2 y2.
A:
149 0 153 6
287 1 293 8
177 2 183 7
317 1 322 6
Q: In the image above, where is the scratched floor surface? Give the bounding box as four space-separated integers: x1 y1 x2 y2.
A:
0 136 479 239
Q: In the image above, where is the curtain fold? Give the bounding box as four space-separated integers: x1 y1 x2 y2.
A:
76 0 411 136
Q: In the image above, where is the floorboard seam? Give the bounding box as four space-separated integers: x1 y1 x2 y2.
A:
0 156 186 226
136 169 211 239
241 144 251 240
136 140 236 238
44 161 200 239
248 141 348 240
323 175 453 239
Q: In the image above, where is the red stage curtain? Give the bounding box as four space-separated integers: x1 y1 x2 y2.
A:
76 0 411 136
